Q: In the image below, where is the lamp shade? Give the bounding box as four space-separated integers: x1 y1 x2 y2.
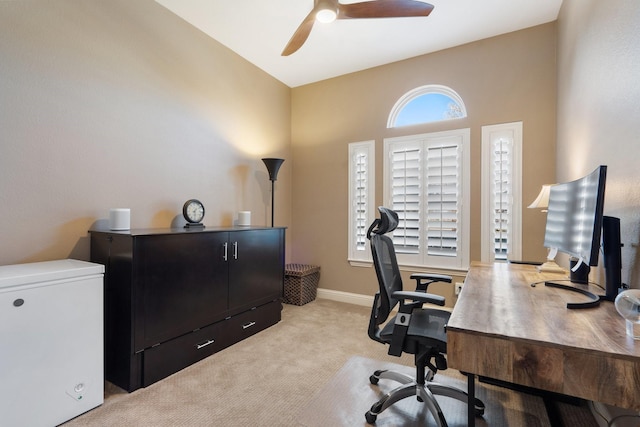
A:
262 158 285 227
262 158 285 181
528 185 552 209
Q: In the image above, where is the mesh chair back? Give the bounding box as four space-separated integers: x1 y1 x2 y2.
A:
370 233 403 326
367 207 403 328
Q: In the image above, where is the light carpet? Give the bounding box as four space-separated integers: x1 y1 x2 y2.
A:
298 355 549 427
62 299 598 426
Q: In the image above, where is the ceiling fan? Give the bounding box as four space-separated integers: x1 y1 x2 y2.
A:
281 0 435 56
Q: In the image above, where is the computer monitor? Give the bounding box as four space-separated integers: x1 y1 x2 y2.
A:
543 165 607 281
542 165 624 307
540 166 609 308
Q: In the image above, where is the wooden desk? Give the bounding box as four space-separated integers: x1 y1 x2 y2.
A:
447 262 640 426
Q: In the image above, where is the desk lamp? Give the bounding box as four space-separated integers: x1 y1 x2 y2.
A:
528 185 551 212
528 185 565 273
262 158 284 227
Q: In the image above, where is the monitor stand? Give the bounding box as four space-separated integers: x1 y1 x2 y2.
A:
544 281 602 309
569 258 590 283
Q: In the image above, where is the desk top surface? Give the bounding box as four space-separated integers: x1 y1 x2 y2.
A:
448 261 640 360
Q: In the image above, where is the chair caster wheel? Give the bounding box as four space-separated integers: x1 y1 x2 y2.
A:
369 375 379 385
475 398 486 416
365 411 377 424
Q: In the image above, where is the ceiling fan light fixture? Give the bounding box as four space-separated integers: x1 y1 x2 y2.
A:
283 0 435 56
316 8 337 23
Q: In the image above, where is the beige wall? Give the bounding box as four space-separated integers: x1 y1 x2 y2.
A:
291 24 557 302
4 1 592 304
0 1 292 265
557 0 640 286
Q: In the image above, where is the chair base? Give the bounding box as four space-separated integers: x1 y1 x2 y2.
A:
365 369 485 426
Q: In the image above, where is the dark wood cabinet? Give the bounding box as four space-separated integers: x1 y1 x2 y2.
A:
228 229 284 314
90 226 285 392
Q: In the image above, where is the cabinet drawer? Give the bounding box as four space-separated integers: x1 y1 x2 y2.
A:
143 321 231 387
227 301 282 345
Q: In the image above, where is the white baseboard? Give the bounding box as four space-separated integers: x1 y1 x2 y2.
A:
316 288 373 307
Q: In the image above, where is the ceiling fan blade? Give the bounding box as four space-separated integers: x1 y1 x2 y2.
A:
281 10 317 56
338 0 434 19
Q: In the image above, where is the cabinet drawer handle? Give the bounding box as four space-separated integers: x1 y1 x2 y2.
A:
196 339 215 350
242 321 256 330
233 241 238 260
223 242 228 261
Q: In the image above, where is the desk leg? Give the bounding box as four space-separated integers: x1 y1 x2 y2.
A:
467 373 476 427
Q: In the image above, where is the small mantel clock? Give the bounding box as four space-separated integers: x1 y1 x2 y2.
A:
182 199 205 228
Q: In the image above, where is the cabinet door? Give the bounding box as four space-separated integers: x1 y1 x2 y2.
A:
228 229 284 314
134 232 228 351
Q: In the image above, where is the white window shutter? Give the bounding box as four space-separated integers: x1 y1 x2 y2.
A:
390 146 421 254
384 129 469 270
348 141 375 264
492 138 512 260
426 144 460 257
481 122 522 263
354 150 369 252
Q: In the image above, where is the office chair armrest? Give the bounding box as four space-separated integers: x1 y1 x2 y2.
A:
410 273 452 293
393 290 445 307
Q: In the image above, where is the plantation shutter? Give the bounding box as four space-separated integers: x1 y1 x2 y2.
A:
384 129 470 269
481 122 521 263
492 138 512 260
390 146 421 254
426 144 460 257
348 140 375 264
354 150 369 252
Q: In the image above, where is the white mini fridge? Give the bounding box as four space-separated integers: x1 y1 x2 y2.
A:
0 259 104 427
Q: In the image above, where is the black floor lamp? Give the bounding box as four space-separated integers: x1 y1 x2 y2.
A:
262 158 284 227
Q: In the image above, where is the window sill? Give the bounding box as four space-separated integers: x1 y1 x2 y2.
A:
348 259 372 268
348 259 468 277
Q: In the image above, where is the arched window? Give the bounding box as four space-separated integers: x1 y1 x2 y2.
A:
387 85 467 128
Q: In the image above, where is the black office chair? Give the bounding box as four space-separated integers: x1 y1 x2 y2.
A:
365 207 485 426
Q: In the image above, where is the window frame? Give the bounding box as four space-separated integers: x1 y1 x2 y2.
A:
348 140 376 266
481 121 523 262
387 84 467 128
383 129 470 271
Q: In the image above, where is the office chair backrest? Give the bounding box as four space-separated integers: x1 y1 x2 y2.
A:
367 207 403 329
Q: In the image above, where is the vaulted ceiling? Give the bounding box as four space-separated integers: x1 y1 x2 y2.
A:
155 0 562 87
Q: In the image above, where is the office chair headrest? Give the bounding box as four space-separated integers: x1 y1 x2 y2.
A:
366 207 399 239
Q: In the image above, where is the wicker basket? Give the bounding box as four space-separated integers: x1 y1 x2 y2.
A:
284 264 320 306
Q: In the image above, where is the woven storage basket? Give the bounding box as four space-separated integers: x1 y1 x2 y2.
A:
284 264 320 306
